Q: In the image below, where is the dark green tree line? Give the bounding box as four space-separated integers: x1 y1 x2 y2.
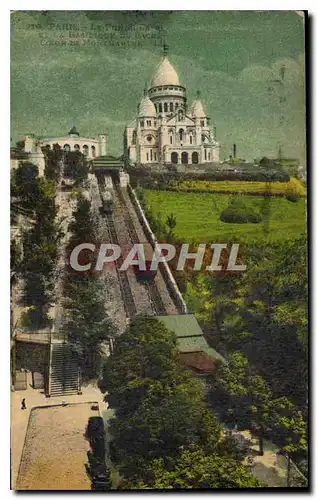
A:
63 194 113 379
100 317 262 488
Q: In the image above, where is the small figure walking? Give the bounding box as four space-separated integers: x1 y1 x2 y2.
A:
21 398 26 410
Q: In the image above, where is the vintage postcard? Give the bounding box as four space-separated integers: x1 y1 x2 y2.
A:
10 10 308 490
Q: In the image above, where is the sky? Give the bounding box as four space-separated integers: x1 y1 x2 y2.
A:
11 11 306 162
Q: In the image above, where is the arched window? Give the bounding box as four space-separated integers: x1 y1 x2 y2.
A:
179 129 184 141
164 103 168 112
91 145 96 157
192 152 199 164
140 120 144 127
175 103 179 110
190 135 193 145
181 152 188 164
154 152 157 161
169 102 174 112
204 149 207 160
150 149 153 161
202 134 209 144
178 110 184 121
132 131 137 144
146 153 149 161
170 135 173 145
83 145 89 156
74 144 80 152
201 120 205 127
63 144 70 152
208 152 211 161
171 152 178 164
159 103 162 113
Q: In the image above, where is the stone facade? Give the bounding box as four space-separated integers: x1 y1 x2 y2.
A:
37 126 107 158
124 54 220 166
11 127 107 177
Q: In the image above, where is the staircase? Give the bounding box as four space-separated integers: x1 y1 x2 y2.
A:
49 343 81 397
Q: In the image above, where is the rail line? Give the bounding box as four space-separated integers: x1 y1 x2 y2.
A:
113 182 167 316
96 175 137 318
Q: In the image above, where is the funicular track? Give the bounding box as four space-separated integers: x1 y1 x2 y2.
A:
96 175 137 318
113 182 167 316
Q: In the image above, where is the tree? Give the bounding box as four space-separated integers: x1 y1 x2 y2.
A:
269 398 307 486
212 352 272 456
189 237 308 408
109 372 221 481
11 162 40 209
166 212 177 236
63 193 113 379
68 195 97 246
18 176 62 328
43 143 63 182
124 445 263 489
64 150 89 186
100 317 255 487
63 275 114 379
100 316 179 414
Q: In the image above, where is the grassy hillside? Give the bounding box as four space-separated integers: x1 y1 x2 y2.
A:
144 190 306 244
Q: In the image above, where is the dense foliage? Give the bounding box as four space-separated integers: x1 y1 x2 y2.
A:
64 151 90 186
128 166 290 190
42 143 64 182
63 195 114 379
185 237 308 471
133 446 262 489
100 317 262 488
11 163 62 328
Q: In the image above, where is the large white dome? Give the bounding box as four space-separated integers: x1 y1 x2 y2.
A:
139 95 157 117
150 57 180 87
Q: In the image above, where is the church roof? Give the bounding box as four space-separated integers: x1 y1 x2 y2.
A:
150 56 180 87
190 99 206 118
69 126 79 136
138 95 157 117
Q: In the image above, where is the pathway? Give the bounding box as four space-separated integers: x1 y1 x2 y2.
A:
11 374 105 489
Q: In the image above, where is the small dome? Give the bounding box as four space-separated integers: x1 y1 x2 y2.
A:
139 95 157 117
69 126 79 136
190 100 206 118
150 57 180 87
190 99 206 118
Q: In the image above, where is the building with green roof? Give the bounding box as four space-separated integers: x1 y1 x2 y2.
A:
156 314 225 374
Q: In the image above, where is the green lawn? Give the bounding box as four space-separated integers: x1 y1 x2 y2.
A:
144 190 307 244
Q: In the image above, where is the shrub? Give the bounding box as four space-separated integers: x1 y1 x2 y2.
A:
285 185 300 203
286 194 299 203
220 197 262 224
86 417 105 461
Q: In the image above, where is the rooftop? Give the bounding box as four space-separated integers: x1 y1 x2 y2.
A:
69 126 79 136
177 352 217 374
156 314 225 363
150 57 180 88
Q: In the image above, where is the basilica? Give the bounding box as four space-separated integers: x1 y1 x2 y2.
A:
124 50 220 166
